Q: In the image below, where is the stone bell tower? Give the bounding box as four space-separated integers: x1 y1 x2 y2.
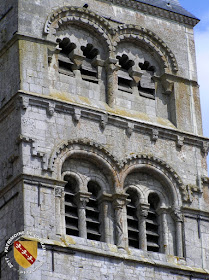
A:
0 0 209 279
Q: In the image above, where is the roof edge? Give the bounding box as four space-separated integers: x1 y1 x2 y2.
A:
100 0 200 27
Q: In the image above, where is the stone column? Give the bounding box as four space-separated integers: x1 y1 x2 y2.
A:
137 203 150 250
105 57 120 107
75 192 91 239
157 207 168 254
171 207 184 258
98 193 113 244
55 186 64 236
112 193 129 249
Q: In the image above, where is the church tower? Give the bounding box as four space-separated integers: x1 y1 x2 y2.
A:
0 0 209 279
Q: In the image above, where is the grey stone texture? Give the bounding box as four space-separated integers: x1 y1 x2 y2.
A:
0 0 209 279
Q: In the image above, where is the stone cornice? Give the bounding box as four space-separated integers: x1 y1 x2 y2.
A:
99 0 199 27
1 91 208 154
19 236 209 277
16 91 209 152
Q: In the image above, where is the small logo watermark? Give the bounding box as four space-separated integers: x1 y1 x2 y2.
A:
4 231 46 274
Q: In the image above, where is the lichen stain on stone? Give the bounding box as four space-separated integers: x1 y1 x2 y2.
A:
65 235 76 245
203 186 209 204
108 244 118 253
50 91 74 102
78 96 91 105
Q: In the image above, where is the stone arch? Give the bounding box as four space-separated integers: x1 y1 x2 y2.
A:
62 171 84 191
113 25 178 73
49 139 120 191
44 6 113 52
120 155 184 207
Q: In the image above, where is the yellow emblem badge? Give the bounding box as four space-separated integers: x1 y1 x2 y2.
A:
13 241 37 268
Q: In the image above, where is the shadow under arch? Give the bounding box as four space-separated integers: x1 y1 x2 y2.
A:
121 164 181 208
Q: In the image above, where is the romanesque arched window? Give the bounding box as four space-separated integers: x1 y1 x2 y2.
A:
64 175 79 236
62 156 114 244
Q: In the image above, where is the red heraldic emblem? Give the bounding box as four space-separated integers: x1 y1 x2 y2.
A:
13 241 38 268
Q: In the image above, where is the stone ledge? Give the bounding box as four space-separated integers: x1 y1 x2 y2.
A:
99 0 199 27
24 235 209 277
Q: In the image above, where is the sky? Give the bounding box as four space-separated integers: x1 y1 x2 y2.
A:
179 0 209 172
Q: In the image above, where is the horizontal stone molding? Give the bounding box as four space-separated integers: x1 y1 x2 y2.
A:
100 0 199 27
16 92 209 155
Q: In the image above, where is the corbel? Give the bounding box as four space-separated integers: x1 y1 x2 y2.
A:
47 103 55 116
201 141 209 155
126 123 134 137
160 74 174 95
73 108 81 123
176 135 184 148
128 65 143 85
17 96 29 110
151 128 159 141
68 50 85 70
100 114 108 130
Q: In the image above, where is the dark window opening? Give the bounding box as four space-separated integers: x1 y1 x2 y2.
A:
117 54 134 93
64 176 79 236
146 193 160 252
138 82 155 96
57 38 76 76
138 60 156 98
86 182 101 241
127 190 139 249
81 44 99 83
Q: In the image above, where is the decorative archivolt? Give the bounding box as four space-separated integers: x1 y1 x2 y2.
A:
44 6 178 73
113 25 178 73
47 139 196 203
44 6 114 52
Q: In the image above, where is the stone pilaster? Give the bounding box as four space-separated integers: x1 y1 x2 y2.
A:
105 57 120 107
55 186 64 236
112 193 129 249
75 192 91 238
137 203 150 250
171 207 184 258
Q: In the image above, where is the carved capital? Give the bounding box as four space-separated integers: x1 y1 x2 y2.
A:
75 192 91 209
170 207 183 222
138 203 150 218
55 186 64 197
112 193 129 209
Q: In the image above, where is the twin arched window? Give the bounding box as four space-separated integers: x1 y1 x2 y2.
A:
63 173 173 255
64 175 102 242
126 189 160 252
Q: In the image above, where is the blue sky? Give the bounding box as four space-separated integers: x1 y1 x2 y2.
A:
180 0 209 171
